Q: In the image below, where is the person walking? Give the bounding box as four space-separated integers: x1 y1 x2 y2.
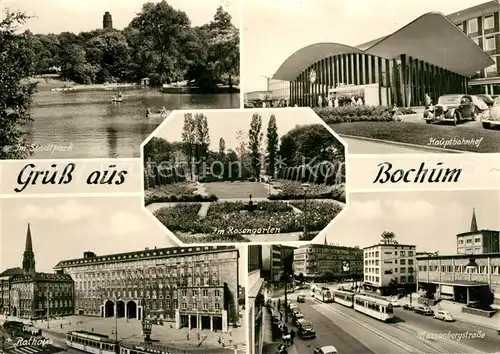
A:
289 329 295 345
424 93 432 106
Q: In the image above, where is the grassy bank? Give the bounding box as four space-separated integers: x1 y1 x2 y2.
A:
330 121 500 153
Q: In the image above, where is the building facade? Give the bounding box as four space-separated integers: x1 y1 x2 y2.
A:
54 246 239 333
417 254 500 305
456 209 500 254
448 0 500 94
293 244 363 280
262 245 296 282
2 224 74 319
363 244 416 295
268 79 290 106
273 12 492 108
9 273 74 319
247 246 265 354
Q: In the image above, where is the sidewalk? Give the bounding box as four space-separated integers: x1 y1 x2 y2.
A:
398 294 499 330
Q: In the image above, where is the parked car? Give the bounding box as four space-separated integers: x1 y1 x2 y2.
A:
424 94 484 125
414 306 434 316
297 295 305 303
319 346 338 354
289 302 298 310
297 320 316 339
482 96 500 129
476 94 495 107
292 312 305 326
402 304 414 311
434 310 455 322
291 307 301 315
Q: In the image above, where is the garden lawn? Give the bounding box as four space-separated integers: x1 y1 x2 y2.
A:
153 200 344 236
329 121 500 153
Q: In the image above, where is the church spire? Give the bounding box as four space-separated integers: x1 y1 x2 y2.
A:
22 223 36 273
470 208 478 233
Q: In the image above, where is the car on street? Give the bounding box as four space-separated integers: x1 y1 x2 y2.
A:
414 305 434 316
289 303 299 311
424 94 486 125
292 312 305 326
402 304 415 311
434 310 455 322
297 295 305 303
476 94 495 107
482 96 500 129
297 320 316 339
319 345 338 354
291 307 301 315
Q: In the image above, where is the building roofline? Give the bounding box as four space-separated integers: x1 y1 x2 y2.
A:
456 229 499 236
53 245 237 269
363 244 416 249
417 252 500 260
295 243 362 251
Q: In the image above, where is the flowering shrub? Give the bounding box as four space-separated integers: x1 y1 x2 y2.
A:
154 200 343 235
314 106 417 124
269 181 345 203
145 184 217 205
289 201 344 231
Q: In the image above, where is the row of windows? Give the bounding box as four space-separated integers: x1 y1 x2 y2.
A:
365 250 414 258
72 265 221 280
181 302 221 311
354 298 392 313
458 15 496 35
37 299 72 308
76 277 221 290
460 247 485 253
458 237 483 244
419 264 500 274
364 275 413 283
365 267 414 274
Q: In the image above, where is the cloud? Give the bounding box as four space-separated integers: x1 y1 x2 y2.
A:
385 199 436 222
108 211 145 235
347 200 384 220
18 200 96 224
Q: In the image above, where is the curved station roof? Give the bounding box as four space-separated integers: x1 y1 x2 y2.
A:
273 12 494 81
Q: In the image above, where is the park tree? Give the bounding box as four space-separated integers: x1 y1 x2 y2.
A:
0 10 37 159
181 113 197 180
125 1 199 85
194 113 210 176
218 137 226 158
266 114 279 178
248 113 263 179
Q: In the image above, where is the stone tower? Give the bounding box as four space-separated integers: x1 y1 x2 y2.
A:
103 11 113 29
22 223 36 274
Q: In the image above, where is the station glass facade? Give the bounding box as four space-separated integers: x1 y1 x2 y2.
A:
290 53 467 108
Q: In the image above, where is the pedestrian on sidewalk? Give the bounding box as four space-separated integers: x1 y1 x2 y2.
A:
283 324 288 334
187 333 190 340
289 329 295 344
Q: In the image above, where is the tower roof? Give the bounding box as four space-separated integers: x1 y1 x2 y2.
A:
470 208 478 232
25 223 33 252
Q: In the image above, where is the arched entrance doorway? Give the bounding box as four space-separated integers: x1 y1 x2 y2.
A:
116 300 125 318
104 300 114 317
126 301 137 319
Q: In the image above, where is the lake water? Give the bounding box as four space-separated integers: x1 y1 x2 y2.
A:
26 88 240 158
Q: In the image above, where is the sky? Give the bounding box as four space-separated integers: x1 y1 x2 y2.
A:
242 0 487 91
1 196 246 280
314 190 500 255
153 108 329 151
2 0 240 33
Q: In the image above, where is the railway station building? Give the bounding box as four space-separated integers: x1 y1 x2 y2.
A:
273 12 493 108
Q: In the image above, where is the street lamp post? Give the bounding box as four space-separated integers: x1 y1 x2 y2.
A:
301 184 309 238
283 274 288 324
46 292 51 329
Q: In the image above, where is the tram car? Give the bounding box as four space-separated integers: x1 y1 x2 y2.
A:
66 331 119 354
353 294 394 322
310 284 333 303
333 290 354 308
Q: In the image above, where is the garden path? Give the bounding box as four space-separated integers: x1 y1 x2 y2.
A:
202 181 269 198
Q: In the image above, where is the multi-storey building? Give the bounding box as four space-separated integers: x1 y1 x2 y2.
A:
244 91 272 106
293 243 363 280
248 245 265 354
1 224 74 319
262 245 296 282
54 245 239 333
457 208 500 254
10 272 74 319
417 253 500 305
448 1 500 94
0 267 24 315
268 79 291 106
363 243 416 295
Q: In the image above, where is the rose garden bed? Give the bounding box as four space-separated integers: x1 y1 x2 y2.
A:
269 180 346 203
153 200 344 239
145 183 217 205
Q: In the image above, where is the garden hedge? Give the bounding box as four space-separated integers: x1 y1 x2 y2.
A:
314 106 416 124
145 193 218 205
